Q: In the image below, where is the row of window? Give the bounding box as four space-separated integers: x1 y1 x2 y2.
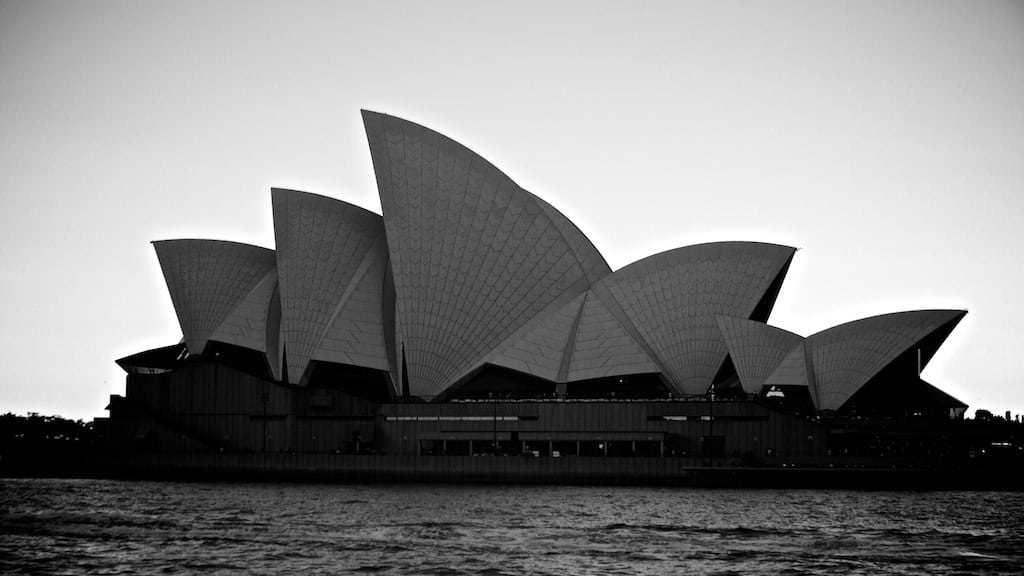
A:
384 415 768 422
385 416 526 422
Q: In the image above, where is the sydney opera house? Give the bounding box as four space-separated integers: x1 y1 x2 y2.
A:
101 111 972 479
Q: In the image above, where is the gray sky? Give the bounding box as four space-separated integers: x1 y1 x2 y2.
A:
2 0 1022 421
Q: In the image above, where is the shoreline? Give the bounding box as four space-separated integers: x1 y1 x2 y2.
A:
3 452 1021 490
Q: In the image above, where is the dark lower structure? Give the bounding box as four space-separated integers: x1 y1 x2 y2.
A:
103 361 823 462
88 357 1023 487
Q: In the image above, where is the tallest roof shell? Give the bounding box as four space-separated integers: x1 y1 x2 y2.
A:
362 110 611 398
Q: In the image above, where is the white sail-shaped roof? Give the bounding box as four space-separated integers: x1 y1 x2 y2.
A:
716 315 804 393
135 111 966 412
804 310 966 411
363 111 610 398
598 242 796 394
272 189 387 385
153 239 276 356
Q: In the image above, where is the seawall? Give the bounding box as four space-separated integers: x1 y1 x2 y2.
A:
3 452 1021 490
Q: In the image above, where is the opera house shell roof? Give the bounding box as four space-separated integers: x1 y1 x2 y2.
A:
129 111 966 414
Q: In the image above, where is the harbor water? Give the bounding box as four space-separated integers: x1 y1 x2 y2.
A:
2 478 1022 575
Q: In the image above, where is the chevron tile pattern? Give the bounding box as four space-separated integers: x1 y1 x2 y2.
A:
806 310 966 411
153 239 276 355
600 242 796 394
363 111 610 398
272 189 386 384
716 315 804 393
208 269 279 353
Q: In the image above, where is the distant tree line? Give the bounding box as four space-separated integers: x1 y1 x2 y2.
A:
974 409 1023 424
0 412 96 454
